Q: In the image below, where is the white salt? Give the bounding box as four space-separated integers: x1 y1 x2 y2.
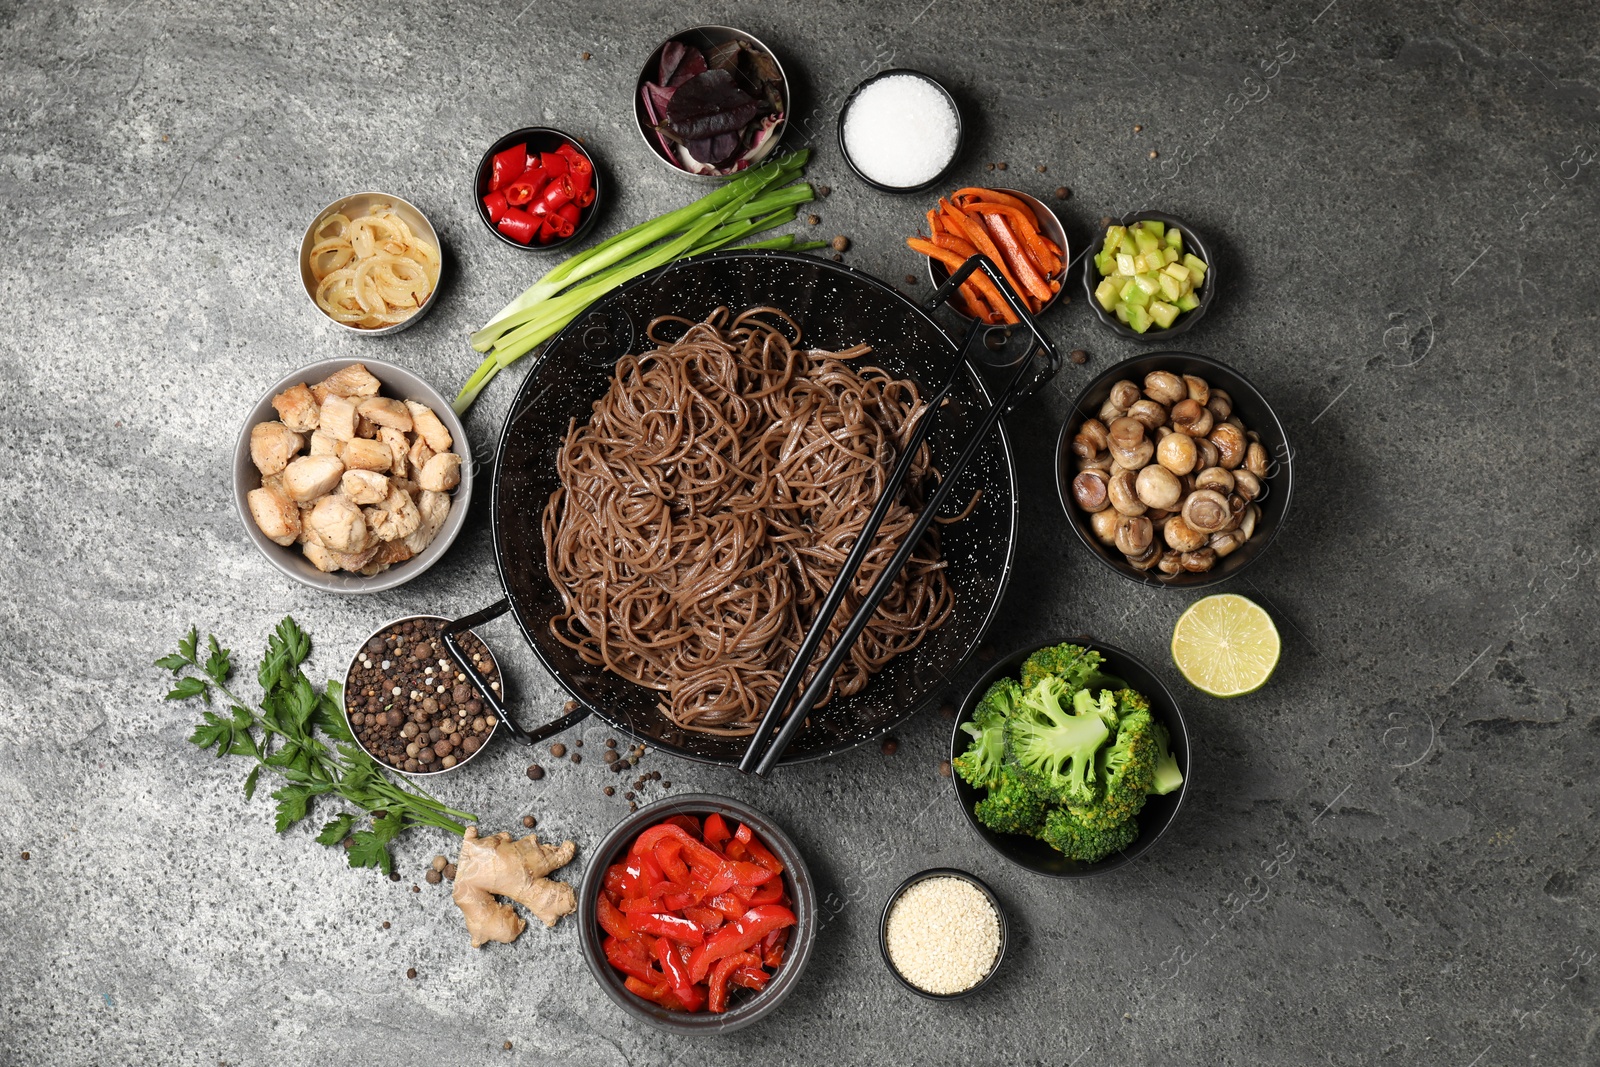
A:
842 73 959 189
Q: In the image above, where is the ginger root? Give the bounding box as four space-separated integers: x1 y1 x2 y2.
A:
452 826 577 948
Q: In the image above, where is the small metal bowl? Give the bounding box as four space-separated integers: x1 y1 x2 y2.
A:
879 868 1008 998
232 357 472 594
473 127 602 251
924 188 1069 320
1056 351 1293 589
838 69 964 194
633 26 790 180
578 794 817 1034
344 615 502 776
1082 211 1216 341
298 191 443 336
949 638 1192 878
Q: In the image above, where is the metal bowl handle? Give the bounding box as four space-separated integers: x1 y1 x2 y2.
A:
440 598 592 747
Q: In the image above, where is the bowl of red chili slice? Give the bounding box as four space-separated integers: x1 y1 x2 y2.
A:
474 127 602 250
579 794 817 1033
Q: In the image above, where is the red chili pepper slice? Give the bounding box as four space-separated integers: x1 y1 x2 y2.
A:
565 152 594 191
489 144 527 192
538 216 562 243
597 894 633 940
537 175 575 215
733 822 753 846
482 190 509 224
707 951 761 1013
576 186 596 209
495 207 537 245
504 169 545 207
686 903 797 984
539 150 569 178
654 937 705 1011
631 911 704 945
556 141 585 161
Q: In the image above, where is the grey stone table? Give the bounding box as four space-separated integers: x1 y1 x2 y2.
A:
3 2 1596 1064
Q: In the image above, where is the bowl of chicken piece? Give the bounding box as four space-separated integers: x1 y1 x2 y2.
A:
233 359 471 593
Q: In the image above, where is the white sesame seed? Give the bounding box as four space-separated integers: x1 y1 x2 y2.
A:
884 876 1000 995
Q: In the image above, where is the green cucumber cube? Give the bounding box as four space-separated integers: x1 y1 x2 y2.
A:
1158 273 1183 301
1175 292 1200 312
1165 228 1183 251
1103 226 1126 254
1134 272 1161 296
1163 262 1190 282
1182 253 1208 279
1114 303 1131 324
1135 231 1161 256
1127 304 1152 333
1142 220 1166 240
1116 253 1136 275
1094 278 1119 310
1148 301 1180 329
1163 247 1180 265
1094 250 1114 276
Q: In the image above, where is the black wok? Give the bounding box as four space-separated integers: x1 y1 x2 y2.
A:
444 251 1019 767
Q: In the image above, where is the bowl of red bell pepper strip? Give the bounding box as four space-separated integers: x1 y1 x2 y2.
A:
909 187 1068 323
578 794 816 1033
474 127 602 250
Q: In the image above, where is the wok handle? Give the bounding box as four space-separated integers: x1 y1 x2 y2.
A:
440 599 593 748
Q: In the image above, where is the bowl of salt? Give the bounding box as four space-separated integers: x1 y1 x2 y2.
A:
838 69 964 193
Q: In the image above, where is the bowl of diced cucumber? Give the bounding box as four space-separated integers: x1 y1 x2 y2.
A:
1084 212 1214 339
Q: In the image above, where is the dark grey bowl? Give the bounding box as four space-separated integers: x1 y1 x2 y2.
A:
474 127 601 251
1081 211 1215 340
578 794 817 1033
1056 351 1292 590
838 69 963 194
949 638 1191 878
879 867 1008 998
232 358 472 594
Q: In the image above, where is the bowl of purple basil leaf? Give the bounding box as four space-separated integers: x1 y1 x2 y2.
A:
634 25 790 178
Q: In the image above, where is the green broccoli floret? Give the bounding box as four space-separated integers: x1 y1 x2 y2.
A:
1019 643 1103 692
1006 675 1110 807
953 678 1021 789
1039 807 1139 863
1072 687 1120 730
973 767 1050 836
1151 721 1184 795
1069 693 1158 830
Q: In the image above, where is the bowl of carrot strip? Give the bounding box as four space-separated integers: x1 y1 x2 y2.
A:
908 188 1068 323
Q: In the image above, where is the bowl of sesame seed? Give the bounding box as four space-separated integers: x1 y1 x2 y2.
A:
879 868 1007 999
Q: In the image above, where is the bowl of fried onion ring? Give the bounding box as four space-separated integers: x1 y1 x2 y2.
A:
299 191 444 336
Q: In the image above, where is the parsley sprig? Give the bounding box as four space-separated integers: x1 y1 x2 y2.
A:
157 617 477 874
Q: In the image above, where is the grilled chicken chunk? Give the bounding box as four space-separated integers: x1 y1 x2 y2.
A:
271 383 320 433
250 421 303 477
247 484 301 546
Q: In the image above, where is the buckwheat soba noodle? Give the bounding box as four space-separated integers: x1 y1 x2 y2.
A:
542 306 966 735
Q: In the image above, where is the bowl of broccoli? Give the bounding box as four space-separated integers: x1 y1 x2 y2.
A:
949 639 1190 877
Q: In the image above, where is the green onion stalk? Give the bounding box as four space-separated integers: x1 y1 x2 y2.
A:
455 151 815 414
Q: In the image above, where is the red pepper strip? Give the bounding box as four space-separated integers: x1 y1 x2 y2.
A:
706 860 775 897
624 975 682 1009
662 814 701 837
686 904 798 984
761 926 787 968
743 878 784 905
654 938 705 1011
504 169 545 207
740 833 784 875
603 863 630 897
540 150 569 178
682 905 725 932
482 190 508 224
703 814 732 851
631 911 705 945
597 894 633 940
660 886 704 911
634 824 727 872
733 822 753 846
730 964 769 991
538 174 575 213
723 839 748 862
604 936 659 983
495 207 537 245
654 840 689 885
489 144 527 192
638 849 667 888
707 951 761 1013
708 893 747 922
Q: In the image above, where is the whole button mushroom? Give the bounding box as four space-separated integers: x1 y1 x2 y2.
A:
1182 489 1232 534
1127 399 1168 432
1210 530 1245 557
1089 508 1120 545
1135 465 1183 510
1107 416 1146 451
1180 548 1218 573
1156 432 1197 475
1209 423 1248 469
1072 469 1111 512
1194 466 1235 494
1143 370 1187 406
1170 399 1214 437
1107 469 1146 516
1079 419 1110 451
1127 543 1163 571
1194 436 1220 470
1114 514 1154 557
1163 514 1208 552
1206 388 1232 422
1245 442 1270 478
1183 374 1210 404
1232 469 1263 501
1109 380 1143 411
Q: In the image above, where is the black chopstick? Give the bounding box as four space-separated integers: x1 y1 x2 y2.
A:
737 255 1057 775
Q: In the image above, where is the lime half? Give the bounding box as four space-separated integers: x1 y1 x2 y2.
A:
1171 593 1280 697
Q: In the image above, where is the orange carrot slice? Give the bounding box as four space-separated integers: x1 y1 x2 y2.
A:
952 188 1029 210
906 238 1018 324
969 202 1062 275
939 200 1029 309
984 214 1053 306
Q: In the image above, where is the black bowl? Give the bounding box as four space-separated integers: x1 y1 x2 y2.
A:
878 868 1008 999
488 251 1017 765
473 127 601 251
949 638 1191 877
1081 211 1215 340
577 794 817 1033
837 69 964 194
1056 352 1293 589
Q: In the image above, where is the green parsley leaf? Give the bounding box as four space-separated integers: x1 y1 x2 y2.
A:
315 814 357 847
178 627 199 664
272 784 313 832
346 830 394 873
204 635 232 686
154 653 191 673
243 766 260 801
167 676 210 704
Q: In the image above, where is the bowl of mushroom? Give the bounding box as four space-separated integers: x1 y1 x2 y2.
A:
234 358 470 593
1056 353 1292 587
